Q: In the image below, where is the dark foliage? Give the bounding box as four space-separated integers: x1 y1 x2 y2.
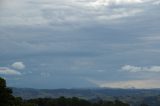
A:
27 97 130 106
0 77 35 106
140 103 149 106
0 77 15 106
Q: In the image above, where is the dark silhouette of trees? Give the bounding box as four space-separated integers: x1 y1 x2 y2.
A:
27 97 130 106
0 77 35 106
0 77 15 106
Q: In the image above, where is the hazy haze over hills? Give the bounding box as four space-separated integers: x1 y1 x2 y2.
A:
12 87 160 106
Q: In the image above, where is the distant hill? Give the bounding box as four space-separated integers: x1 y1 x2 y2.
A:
12 88 160 106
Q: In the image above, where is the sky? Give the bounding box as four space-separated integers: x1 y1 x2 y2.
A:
0 0 160 89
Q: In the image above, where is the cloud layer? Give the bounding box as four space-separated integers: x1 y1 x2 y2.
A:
91 0 143 6
0 62 25 75
0 67 21 75
122 65 160 72
0 0 160 88
0 0 152 27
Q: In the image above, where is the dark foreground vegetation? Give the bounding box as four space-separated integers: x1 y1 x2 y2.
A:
0 77 148 106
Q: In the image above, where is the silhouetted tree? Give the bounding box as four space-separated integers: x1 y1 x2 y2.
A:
0 77 15 106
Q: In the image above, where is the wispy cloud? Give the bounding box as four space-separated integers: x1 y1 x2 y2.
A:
0 67 21 75
140 36 160 42
90 0 143 6
0 62 26 75
0 0 152 27
153 0 160 5
97 9 142 21
122 65 160 72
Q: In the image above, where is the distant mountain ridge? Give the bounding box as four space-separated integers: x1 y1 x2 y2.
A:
12 87 160 99
12 87 160 106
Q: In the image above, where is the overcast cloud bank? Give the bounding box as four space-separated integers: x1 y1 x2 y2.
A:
0 0 160 88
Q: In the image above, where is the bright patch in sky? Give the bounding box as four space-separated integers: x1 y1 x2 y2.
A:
89 79 160 89
12 62 25 70
91 0 143 6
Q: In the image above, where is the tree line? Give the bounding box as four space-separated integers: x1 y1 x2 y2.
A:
0 77 148 106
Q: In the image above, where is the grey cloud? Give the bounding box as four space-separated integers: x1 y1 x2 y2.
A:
122 65 160 72
0 61 25 75
0 0 155 27
12 62 25 70
0 0 160 88
0 67 21 75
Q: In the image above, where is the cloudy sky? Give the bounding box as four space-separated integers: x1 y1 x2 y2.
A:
0 0 160 89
